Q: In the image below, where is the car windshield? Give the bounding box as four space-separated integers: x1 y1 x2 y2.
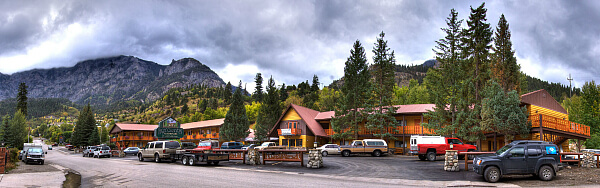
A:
198 142 210 146
495 145 512 155
28 148 43 153
261 143 271 146
165 142 180 149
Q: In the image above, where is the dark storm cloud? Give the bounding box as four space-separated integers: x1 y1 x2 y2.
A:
0 0 599 89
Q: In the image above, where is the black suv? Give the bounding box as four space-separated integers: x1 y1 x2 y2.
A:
472 140 562 183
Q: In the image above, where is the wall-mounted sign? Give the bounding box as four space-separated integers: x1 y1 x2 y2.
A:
155 117 184 139
281 129 292 136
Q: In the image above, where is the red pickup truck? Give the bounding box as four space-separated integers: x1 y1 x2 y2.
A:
409 136 476 161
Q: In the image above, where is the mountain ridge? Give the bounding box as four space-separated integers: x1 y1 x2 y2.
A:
0 55 225 108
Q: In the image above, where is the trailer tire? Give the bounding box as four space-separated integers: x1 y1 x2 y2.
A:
182 156 188 165
188 157 194 166
427 151 436 161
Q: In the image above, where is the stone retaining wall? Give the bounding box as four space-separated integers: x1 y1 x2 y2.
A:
581 151 597 168
444 150 459 172
307 149 323 169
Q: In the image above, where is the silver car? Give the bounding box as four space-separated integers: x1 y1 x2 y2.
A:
316 144 341 157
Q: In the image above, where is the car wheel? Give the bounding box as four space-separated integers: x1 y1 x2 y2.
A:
539 165 554 181
40 161 44 165
373 150 382 157
322 151 328 157
154 154 161 163
138 154 144 162
427 151 436 161
213 161 219 165
418 155 426 161
342 150 350 157
182 157 188 165
188 157 194 166
484 166 501 183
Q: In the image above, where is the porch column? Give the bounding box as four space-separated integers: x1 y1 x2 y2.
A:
539 114 544 141
421 115 424 135
402 115 405 155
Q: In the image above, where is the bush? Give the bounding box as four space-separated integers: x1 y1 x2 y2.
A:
6 148 20 171
584 133 600 149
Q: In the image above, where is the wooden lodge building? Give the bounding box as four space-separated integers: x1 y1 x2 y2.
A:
267 89 590 153
111 89 590 153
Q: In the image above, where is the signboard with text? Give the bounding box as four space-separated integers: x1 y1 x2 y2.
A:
155 117 184 139
281 129 292 136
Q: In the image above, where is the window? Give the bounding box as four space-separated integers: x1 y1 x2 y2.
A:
354 142 363 146
509 147 525 157
207 129 211 134
449 139 463 145
149 143 154 149
282 139 288 146
155 142 163 149
296 139 302 147
396 120 406 126
395 141 405 148
527 145 542 156
166 142 180 149
287 122 298 129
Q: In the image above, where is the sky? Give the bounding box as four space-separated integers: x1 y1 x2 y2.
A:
0 0 599 92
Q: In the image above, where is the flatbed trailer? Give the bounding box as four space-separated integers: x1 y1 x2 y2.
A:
172 150 229 166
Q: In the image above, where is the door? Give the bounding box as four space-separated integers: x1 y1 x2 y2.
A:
504 146 527 174
448 139 466 152
144 143 154 157
526 145 542 174
353 141 365 153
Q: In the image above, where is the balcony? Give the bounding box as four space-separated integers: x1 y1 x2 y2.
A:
116 136 157 141
278 129 301 136
324 126 435 136
530 114 590 137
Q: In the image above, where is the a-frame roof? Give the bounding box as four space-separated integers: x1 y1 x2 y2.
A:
268 103 327 137
521 89 568 114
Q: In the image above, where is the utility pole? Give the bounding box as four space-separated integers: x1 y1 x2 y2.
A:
567 74 573 98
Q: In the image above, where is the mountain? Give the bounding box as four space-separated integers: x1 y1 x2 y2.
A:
0 56 225 109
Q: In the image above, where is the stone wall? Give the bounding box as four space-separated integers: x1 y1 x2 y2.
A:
307 149 323 168
246 148 260 165
444 150 459 172
581 151 597 168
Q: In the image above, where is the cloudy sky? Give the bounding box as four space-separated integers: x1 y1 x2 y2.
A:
1 0 598 91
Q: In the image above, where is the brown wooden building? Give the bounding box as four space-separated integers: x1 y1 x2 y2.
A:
109 123 158 149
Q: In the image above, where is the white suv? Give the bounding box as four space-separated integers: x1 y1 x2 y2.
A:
138 141 181 162
93 145 111 158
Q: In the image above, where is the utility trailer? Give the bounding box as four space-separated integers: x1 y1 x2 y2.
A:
176 140 229 166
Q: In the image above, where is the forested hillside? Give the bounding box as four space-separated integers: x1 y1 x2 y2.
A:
0 98 78 118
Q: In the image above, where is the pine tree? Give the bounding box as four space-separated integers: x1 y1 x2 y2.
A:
181 103 189 115
332 40 371 140
86 104 100 145
279 83 288 102
101 126 109 143
199 99 208 113
17 82 28 117
480 81 530 146
424 8 465 136
303 75 320 110
492 14 520 93
220 81 250 141
255 76 283 142
581 81 600 134
8 111 27 149
366 31 398 140
0 116 6 144
224 82 233 105
253 73 264 102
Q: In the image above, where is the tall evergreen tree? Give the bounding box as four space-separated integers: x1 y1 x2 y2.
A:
220 81 250 141
366 31 398 140
279 83 288 102
253 73 264 102
424 9 465 136
101 126 109 143
303 75 320 110
72 104 96 147
17 82 28 117
224 82 233 105
8 111 27 149
581 81 600 134
0 115 6 144
492 14 521 93
332 40 371 140
255 76 283 142
199 99 208 113
480 81 530 147
462 2 493 103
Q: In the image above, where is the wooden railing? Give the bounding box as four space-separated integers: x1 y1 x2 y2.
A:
261 149 306 167
181 133 220 141
530 114 590 136
116 136 157 141
324 126 435 136
278 129 301 136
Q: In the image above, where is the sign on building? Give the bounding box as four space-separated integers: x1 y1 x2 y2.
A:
155 117 184 139
281 129 292 136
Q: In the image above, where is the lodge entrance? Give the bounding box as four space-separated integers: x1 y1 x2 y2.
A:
282 139 303 147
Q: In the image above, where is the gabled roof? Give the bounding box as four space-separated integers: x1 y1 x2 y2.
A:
110 123 158 134
520 89 568 114
313 104 436 121
181 118 224 129
268 104 327 137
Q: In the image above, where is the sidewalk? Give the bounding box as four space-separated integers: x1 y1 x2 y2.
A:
0 164 68 188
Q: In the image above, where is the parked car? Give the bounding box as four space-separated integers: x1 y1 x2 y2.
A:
220 142 245 149
340 139 388 157
138 141 181 162
20 143 43 160
83 146 98 157
472 140 563 183
316 144 340 156
52 143 58 146
93 145 111 158
409 135 477 161
123 147 140 155
190 140 220 152
181 142 197 149
23 148 46 165
254 142 285 150
66 144 74 151
242 144 257 150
